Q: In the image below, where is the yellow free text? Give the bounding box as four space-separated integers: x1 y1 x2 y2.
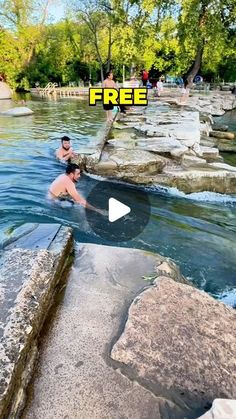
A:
89 88 148 106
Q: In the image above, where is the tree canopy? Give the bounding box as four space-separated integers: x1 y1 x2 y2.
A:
0 0 235 88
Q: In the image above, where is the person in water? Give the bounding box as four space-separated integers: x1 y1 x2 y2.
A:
56 136 78 163
48 163 101 213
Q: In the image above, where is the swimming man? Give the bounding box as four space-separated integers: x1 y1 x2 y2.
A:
56 136 78 163
48 164 102 213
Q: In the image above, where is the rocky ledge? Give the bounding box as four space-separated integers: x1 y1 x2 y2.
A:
156 89 236 116
0 224 73 418
81 93 236 194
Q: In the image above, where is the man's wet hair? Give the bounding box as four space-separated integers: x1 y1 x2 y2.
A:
66 163 80 174
61 136 71 143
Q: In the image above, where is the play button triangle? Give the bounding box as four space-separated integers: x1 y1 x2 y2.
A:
108 198 131 223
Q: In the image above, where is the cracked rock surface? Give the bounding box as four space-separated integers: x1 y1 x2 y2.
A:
111 277 236 416
0 224 73 418
23 244 203 419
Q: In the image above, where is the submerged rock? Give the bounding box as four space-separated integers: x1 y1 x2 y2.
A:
111 277 236 415
212 124 228 132
1 107 34 117
217 140 236 152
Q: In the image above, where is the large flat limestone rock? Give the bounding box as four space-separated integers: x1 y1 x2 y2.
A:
92 148 166 176
116 167 236 194
136 123 200 147
136 137 183 153
159 168 236 193
111 277 236 415
134 111 201 147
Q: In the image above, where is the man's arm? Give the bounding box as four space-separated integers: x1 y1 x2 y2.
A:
66 182 86 204
66 182 102 213
56 148 73 162
70 148 78 158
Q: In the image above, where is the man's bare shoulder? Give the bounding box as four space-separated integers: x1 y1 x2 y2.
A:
51 173 65 183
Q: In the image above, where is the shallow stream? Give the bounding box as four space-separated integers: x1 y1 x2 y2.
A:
0 97 236 305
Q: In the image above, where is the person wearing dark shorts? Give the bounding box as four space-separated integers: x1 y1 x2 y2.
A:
102 71 116 122
103 103 114 112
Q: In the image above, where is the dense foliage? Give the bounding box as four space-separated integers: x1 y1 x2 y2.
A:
0 0 235 89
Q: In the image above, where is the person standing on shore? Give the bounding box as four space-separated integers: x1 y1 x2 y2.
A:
102 71 117 122
141 69 149 86
156 78 164 97
180 80 190 104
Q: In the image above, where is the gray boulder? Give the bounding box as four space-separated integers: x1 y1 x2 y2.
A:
111 277 236 417
1 107 34 117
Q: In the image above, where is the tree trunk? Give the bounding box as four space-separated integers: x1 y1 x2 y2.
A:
184 1 208 88
100 65 104 82
185 46 203 87
93 36 104 81
106 20 112 72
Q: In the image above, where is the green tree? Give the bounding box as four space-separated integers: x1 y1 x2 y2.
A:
178 0 236 85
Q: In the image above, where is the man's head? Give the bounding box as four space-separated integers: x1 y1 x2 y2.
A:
106 71 113 80
66 163 81 182
61 136 71 151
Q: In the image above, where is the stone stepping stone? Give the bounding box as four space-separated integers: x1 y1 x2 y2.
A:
199 146 219 160
5 224 61 250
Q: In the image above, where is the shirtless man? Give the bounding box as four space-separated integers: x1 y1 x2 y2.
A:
48 164 101 213
55 136 78 163
102 71 117 122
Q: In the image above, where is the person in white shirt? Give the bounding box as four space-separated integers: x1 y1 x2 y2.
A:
156 78 164 97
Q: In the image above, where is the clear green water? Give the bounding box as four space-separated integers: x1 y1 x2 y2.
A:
216 108 236 132
0 97 236 305
216 108 236 167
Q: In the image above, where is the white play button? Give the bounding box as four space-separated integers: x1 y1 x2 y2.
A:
108 198 131 223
